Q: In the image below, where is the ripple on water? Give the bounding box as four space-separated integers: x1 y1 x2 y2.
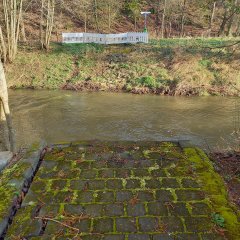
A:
9 90 240 150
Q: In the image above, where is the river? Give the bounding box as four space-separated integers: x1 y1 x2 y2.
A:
9 90 240 151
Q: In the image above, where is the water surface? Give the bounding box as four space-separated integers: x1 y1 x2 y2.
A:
9 90 240 151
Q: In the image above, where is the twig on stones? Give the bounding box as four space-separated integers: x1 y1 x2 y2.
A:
37 197 46 206
34 216 80 233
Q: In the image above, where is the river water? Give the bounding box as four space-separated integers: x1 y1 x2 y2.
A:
9 90 240 151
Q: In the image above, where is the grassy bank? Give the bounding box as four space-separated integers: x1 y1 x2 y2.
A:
6 38 240 96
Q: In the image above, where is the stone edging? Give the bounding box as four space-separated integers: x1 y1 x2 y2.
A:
0 152 13 172
0 141 47 239
184 147 240 240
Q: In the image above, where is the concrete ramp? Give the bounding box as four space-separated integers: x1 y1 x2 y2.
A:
0 151 12 171
1 141 239 239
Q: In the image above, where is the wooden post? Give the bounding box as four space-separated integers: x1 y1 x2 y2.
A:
0 60 15 152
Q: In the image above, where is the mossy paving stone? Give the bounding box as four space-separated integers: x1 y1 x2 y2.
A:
190 202 212 216
3 141 239 239
145 179 161 189
138 217 159 232
51 179 67 191
104 203 124 217
181 178 200 188
147 202 168 216
5 206 42 238
95 191 115 203
115 169 131 178
127 203 146 217
167 202 190 216
98 169 115 178
106 179 123 189
161 178 180 188
126 179 141 189
116 191 134 202
116 217 137 233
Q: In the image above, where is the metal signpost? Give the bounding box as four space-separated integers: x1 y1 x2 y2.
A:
141 11 151 32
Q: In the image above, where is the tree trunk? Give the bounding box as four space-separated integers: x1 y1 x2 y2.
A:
2 0 23 62
40 0 55 50
0 60 15 152
208 1 216 37
161 0 167 38
134 16 137 31
218 6 228 36
0 26 7 63
108 4 111 32
40 0 44 48
20 18 27 42
236 17 240 36
180 0 187 37
155 0 161 37
168 21 172 38
226 0 238 37
94 0 100 33
56 0 63 42
0 102 8 151
84 12 87 33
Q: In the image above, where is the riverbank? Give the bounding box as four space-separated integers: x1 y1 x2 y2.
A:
6 38 240 96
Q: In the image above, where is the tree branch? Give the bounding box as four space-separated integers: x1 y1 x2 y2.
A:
204 41 240 49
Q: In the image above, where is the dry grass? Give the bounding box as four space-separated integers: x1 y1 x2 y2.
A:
5 39 240 96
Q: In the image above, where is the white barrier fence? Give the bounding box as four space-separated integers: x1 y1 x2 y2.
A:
62 32 148 44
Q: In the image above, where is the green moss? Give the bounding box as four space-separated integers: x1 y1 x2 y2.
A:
122 179 127 188
140 179 146 189
0 160 32 217
184 147 240 239
0 185 16 217
148 163 159 172
6 206 36 237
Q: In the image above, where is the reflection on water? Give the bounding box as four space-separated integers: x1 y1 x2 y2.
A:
9 90 240 151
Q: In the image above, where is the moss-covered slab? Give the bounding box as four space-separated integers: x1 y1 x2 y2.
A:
0 152 13 172
3 141 240 239
0 142 46 238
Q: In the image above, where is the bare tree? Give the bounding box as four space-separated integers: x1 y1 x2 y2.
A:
226 0 239 36
236 15 240 35
93 0 100 32
150 0 161 37
209 1 217 36
105 0 122 32
179 0 187 37
218 0 240 36
0 0 23 63
161 0 167 38
20 17 27 42
40 0 55 50
82 0 91 32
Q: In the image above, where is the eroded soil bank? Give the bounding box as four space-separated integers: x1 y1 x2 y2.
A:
211 152 240 210
1 141 240 239
6 38 240 96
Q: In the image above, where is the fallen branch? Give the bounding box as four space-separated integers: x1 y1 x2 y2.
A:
203 40 240 49
34 216 80 233
230 83 240 93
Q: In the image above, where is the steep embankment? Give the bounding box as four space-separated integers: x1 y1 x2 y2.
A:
6 38 240 96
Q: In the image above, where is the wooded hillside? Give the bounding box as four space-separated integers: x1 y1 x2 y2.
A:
0 0 240 62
